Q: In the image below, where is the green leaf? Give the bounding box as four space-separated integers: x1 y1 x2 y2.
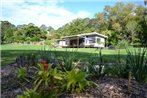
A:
34 79 43 91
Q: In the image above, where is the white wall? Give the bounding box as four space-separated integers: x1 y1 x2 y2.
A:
96 37 105 47
59 40 66 46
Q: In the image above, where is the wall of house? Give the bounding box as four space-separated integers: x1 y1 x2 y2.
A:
59 34 106 48
59 40 66 46
84 36 105 47
95 36 105 47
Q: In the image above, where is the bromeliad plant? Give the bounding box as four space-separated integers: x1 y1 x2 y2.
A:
17 89 41 98
17 67 26 80
16 67 31 84
33 60 63 97
17 49 97 97
63 70 90 93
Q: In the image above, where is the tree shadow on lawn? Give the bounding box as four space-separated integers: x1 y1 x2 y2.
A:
1 50 128 66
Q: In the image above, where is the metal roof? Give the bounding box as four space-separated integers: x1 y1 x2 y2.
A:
61 32 107 39
78 32 107 38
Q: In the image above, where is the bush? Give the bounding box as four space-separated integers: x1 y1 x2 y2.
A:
59 49 78 71
31 36 40 42
34 61 63 92
116 40 129 49
64 70 89 93
104 48 147 83
104 64 129 78
17 67 26 81
84 49 105 78
16 53 37 68
17 89 41 98
44 40 51 46
18 58 93 97
126 48 147 83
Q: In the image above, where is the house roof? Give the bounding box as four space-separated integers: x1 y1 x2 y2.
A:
61 32 107 39
61 35 79 39
78 32 107 38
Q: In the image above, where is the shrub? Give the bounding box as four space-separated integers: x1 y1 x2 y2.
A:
116 40 130 49
126 48 147 83
33 61 63 97
85 49 105 78
63 70 89 93
44 40 51 46
105 48 147 83
17 89 41 98
17 67 26 81
38 47 55 63
60 49 78 71
16 53 37 68
17 50 96 97
104 64 129 78
104 49 128 78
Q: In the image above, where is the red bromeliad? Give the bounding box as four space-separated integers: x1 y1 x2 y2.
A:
41 60 46 65
41 60 48 71
44 63 48 71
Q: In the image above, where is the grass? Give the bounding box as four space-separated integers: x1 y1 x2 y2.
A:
1 43 128 66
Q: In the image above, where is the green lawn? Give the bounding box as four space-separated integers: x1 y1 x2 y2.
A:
1 44 128 66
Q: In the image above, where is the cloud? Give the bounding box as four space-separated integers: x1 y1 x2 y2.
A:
1 0 90 29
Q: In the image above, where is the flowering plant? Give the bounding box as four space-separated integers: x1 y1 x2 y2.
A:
33 60 63 97
41 60 48 71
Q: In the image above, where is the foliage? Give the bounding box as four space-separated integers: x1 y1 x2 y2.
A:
98 3 146 46
126 21 139 45
55 18 94 36
64 70 89 93
0 22 51 44
104 49 128 78
60 49 78 71
44 39 57 47
1 21 16 43
40 24 48 31
85 49 105 78
17 67 26 80
104 64 129 78
104 48 147 83
126 48 147 83
31 36 40 42
16 53 37 68
1 2 147 46
33 61 63 97
116 40 130 49
17 89 41 98
38 48 54 63
47 26 55 33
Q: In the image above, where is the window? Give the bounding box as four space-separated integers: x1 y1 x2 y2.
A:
65 40 68 45
97 38 100 43
88 38 95 43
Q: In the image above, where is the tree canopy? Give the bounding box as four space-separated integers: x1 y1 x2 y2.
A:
1 2 147 46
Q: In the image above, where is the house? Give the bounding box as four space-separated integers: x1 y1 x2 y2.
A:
56 32 107 48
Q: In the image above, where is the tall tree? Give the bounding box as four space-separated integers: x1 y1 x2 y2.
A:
94 2 146 46
126 21 139 45
40 24 48 31
56 18 94 36
47 26 54 33
1 21 16 43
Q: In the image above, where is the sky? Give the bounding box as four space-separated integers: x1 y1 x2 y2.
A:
0 0 145 29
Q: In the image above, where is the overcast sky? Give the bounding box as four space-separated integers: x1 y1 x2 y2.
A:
1 0 145 29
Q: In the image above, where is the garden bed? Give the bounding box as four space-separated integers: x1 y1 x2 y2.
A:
1 63 147 98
